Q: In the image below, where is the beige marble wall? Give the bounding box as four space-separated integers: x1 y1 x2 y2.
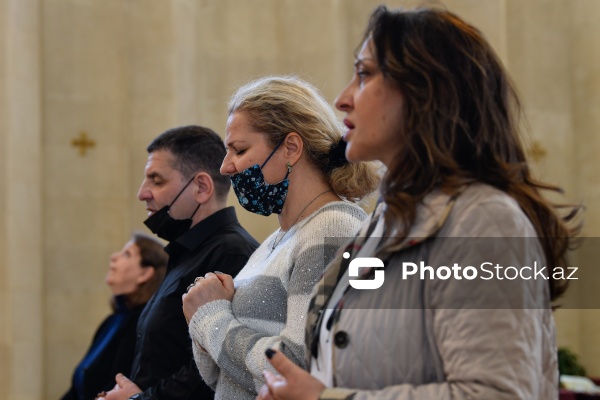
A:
572 0 600 233
0 2 9 397
0 1 43 399
42 0 134 395
0 0 597 398
571 0 600 375
504 0 581 363
506 0 600 376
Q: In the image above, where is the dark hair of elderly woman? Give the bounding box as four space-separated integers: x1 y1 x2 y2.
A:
117 233 168 307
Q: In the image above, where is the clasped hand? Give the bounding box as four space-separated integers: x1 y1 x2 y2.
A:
96 373 141 400
182 272 235 324
256 349 325 400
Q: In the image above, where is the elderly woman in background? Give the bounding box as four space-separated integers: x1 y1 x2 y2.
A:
62 233 168 400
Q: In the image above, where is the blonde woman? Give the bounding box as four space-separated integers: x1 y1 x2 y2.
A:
182 76 379 399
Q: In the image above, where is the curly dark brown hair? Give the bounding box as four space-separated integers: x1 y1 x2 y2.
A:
363 5 581 300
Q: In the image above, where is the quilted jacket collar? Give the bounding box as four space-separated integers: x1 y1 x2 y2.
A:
305 187 463 365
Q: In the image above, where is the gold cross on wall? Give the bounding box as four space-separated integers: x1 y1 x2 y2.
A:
527 140 547 163
71 131 96 156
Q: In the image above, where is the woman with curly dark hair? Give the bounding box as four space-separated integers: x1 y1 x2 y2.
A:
257 5 580 400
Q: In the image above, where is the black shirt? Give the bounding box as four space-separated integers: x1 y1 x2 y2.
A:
130 207 258 399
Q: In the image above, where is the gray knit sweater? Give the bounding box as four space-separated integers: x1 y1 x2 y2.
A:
188 201 366 400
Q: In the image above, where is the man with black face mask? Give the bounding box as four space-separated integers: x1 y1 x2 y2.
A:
100 125 258 400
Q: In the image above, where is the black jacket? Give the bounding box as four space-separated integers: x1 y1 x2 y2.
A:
62 297 144 400
130 207 258 399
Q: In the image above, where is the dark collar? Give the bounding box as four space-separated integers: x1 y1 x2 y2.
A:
113 294 129 312
165 207 238 255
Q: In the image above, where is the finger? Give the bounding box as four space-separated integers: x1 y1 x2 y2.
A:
262 369 278 386
204 272 229 290
265 349 301 379
182 297 192 324
257 383 273 400
205 272 222 282
262 369 286 399
115 373 130 387
214 273 235 292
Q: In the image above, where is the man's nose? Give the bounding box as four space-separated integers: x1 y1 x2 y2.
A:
137 181 150 201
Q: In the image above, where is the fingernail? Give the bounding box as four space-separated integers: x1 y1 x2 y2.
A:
265 348 276 359
214 271 223 274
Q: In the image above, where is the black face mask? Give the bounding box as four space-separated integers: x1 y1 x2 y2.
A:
143 176 200 242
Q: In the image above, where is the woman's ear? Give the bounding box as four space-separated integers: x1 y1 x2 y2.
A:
137 266 156 285
192 172 214 204
283 132 303 165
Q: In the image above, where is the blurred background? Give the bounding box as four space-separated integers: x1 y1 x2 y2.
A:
1 0 598 398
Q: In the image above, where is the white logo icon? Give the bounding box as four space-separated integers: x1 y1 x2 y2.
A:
345 252 385 290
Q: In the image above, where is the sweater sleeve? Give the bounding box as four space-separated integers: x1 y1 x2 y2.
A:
189 204 365 395
192 339 220 391
188 241 345 394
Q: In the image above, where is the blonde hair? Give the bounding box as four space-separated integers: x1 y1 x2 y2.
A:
228 76 379 201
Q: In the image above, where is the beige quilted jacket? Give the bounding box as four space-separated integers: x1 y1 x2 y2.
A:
315 184 558 400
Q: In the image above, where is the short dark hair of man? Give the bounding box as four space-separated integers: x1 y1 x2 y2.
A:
147 125 230 201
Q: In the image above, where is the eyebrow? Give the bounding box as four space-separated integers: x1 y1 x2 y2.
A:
226 139 247 148
147 171 163 180
354 57 375 68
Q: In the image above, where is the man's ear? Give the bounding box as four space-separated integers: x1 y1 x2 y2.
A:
136 266 156 285
193 172 214 204
283 132 303 166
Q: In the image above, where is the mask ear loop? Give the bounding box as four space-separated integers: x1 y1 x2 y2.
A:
260 139 285 169
260 138 293 180
188 202 201 220
169 175 196 207
174 176 202 220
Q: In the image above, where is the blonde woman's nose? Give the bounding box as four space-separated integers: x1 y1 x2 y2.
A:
220 157 237 176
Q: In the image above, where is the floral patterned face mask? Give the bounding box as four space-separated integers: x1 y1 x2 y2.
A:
231 140 291 216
